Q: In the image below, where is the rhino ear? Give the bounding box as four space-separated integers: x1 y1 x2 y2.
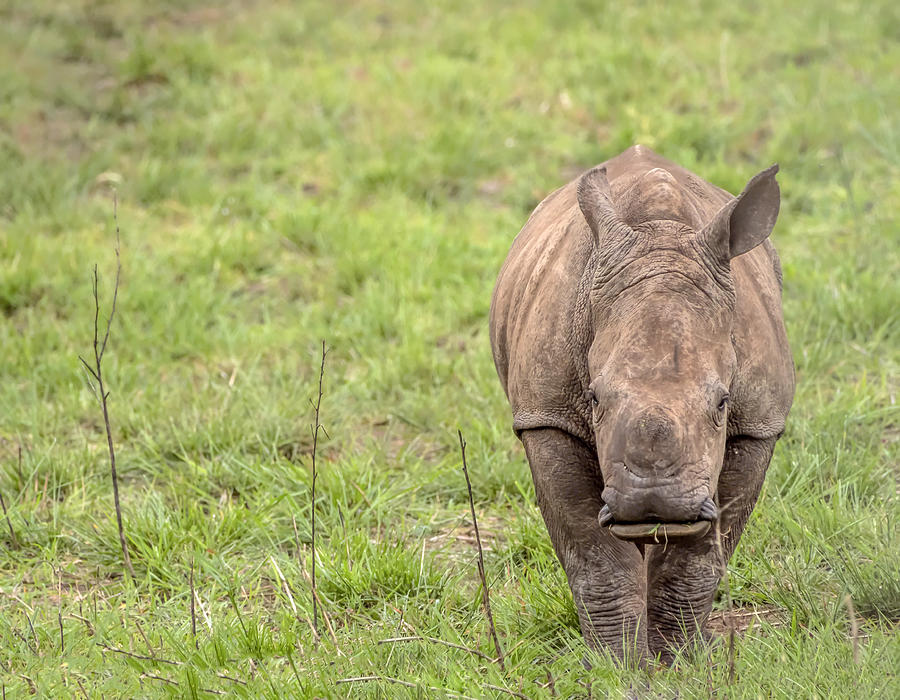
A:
577 166 634 247
702 164 780 260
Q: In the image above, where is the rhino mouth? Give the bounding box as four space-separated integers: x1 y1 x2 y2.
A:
597 498 717 544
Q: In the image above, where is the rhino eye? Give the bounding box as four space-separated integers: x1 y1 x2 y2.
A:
717 395 729 413
584 387 599 407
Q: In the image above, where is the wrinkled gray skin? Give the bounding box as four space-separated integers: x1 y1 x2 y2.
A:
490 146 794 663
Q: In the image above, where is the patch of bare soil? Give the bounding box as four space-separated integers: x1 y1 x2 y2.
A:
426 513 505 558
707 605 785 636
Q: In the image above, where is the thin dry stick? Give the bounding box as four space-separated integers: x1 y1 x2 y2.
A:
190 557 197 646
309 340 327 640
78 195 135 579
713 515 736 684
0 488 19 550
15 445 24 490
845 594 860 665
57 570 64 653
458 430 505 670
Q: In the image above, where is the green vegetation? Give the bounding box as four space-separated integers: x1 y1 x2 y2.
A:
1 0 897 696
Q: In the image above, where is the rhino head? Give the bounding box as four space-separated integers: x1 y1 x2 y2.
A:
577 164 780 543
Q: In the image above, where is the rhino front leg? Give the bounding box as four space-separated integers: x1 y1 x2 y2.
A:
645 436 777 662
521 428 647 662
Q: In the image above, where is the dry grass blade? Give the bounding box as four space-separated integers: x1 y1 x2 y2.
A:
140 673 225 695
377 635 492 661
68 614 95 636
336 676 477 699
98 642 181 665
845 594 860 665
134 619 155 658
457 429 505 670
484 682 531 699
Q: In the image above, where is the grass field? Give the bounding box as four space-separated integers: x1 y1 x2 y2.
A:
1 0 898 696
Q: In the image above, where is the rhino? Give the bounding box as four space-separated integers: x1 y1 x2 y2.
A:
490 145 794 662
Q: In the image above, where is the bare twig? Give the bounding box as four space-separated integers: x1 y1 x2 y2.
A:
845 594 860 665
458 430 504 670
79 194 134 579
16 445 24 490
377 635 492 661
309 340 327 640
57 571 64 653
713 515 736 684
190 557 197 645
0 488 19 550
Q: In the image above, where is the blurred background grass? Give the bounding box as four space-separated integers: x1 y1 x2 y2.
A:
0 0 898 696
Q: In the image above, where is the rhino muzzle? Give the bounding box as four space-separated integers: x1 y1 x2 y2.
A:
597 496 718 545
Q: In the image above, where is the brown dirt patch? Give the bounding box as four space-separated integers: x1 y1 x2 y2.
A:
708 605 785 636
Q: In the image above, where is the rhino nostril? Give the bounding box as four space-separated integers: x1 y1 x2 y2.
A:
598 504 614 527
698 497 718 521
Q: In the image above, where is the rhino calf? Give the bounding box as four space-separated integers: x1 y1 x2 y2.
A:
490 146 794 662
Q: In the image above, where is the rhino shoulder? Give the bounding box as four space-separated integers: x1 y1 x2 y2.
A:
729 243 795 439
489 182 595 442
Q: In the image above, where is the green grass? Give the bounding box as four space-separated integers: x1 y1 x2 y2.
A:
1 0 898 696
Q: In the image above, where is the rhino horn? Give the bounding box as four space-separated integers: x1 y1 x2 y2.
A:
701 164 781 260
577 166 635 247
